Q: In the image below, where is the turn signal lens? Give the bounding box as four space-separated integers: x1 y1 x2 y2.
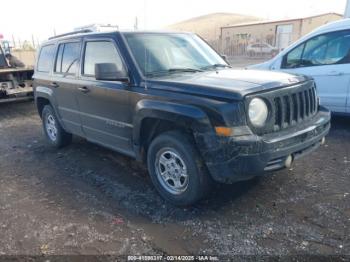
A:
215 127 234 137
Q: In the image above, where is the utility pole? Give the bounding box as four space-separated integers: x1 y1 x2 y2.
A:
134 17 138 31
12 35 16 49
32 34 35 49
345 0 350 18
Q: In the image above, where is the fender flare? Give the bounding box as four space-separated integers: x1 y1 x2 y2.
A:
34 86 63 125
35 86 54 103
132 99 212 146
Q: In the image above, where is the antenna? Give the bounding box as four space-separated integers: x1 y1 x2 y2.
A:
134 17 139 31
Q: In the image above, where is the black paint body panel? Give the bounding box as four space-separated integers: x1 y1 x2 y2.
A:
33 31 330 183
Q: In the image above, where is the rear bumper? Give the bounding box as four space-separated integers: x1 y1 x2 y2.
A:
0 79 33 100
196 107 331 183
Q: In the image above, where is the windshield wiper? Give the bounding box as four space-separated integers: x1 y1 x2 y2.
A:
201 64 232 70
168 67 204 73
146 67 204 77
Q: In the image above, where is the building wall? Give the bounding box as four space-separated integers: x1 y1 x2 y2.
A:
220 13 342 56
300 13 343 36
12 50 36 67
346 0 350 18
221 20 301 46
166 13 262 51
220 20 301 55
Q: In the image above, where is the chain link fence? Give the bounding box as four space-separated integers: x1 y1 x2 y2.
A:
213 32 301 62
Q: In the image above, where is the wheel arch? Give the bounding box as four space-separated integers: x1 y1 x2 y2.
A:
133 99 212 161
35 86 55 118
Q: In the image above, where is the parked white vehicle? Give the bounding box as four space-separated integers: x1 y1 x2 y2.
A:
249 18 350 114
246 43 278 57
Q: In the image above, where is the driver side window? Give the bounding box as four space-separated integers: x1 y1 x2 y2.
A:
282 30 350 69
283 43 304 68
83 41 125 76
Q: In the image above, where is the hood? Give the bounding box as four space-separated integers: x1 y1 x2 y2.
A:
148 69 310 100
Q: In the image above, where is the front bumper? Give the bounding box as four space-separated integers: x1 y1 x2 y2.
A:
196 107 331 183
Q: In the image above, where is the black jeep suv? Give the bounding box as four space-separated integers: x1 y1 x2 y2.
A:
33 30 330 205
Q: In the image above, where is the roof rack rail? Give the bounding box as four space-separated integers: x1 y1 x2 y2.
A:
48 29 93 40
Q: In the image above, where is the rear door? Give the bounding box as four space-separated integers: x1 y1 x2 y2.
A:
281 30 350 114
51 40 83 135
76 38 133 155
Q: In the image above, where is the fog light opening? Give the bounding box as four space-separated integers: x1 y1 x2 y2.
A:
285 155 293 169
321 137 326 145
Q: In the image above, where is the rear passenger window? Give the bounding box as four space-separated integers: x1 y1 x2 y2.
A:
37 45 55 72
55 42 81 74
83 41 125 76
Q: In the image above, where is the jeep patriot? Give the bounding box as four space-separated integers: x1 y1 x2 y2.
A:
33 30 330 205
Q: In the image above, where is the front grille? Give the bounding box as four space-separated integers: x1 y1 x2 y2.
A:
273 85 317 130
246 80 318 135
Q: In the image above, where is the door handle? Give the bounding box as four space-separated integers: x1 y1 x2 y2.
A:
328 71 344 76
78 86 90 93
50 82 59 88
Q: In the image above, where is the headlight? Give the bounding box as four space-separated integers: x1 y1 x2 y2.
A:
248 98 268 127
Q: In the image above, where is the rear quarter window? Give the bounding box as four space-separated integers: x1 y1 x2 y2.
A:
37 45 55 72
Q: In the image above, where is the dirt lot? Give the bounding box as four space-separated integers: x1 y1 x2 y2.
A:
0 101 349 259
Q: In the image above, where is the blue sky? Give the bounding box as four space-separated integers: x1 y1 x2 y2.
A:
2 0 347 42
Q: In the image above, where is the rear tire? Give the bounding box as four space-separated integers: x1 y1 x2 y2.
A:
42 105 72 148
147 131 212 206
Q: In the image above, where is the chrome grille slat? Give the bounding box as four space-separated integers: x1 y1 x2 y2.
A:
292 93 298 123
305 90 310 117
280 97 286 128
315 88 318 112
299 92 305 120
309 89 313 115
312 88 317 113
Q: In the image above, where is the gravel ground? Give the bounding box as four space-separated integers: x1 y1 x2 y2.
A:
0 101 349 259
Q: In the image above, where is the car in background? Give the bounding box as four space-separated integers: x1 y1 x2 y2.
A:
246 43 278 57
249 18 350 114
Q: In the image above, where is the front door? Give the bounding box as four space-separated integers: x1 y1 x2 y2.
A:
281 29 350 113
76 39 133 155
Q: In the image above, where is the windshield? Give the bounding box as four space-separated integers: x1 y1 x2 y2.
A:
124 33 228 77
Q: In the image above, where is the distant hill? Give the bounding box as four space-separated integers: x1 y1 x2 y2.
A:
166 13 262 46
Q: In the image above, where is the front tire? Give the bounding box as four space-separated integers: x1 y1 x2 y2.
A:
42 105 72 148
147 131 212 206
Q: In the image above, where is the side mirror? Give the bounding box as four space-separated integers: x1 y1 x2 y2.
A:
95 63 129 82
221 54 228 61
